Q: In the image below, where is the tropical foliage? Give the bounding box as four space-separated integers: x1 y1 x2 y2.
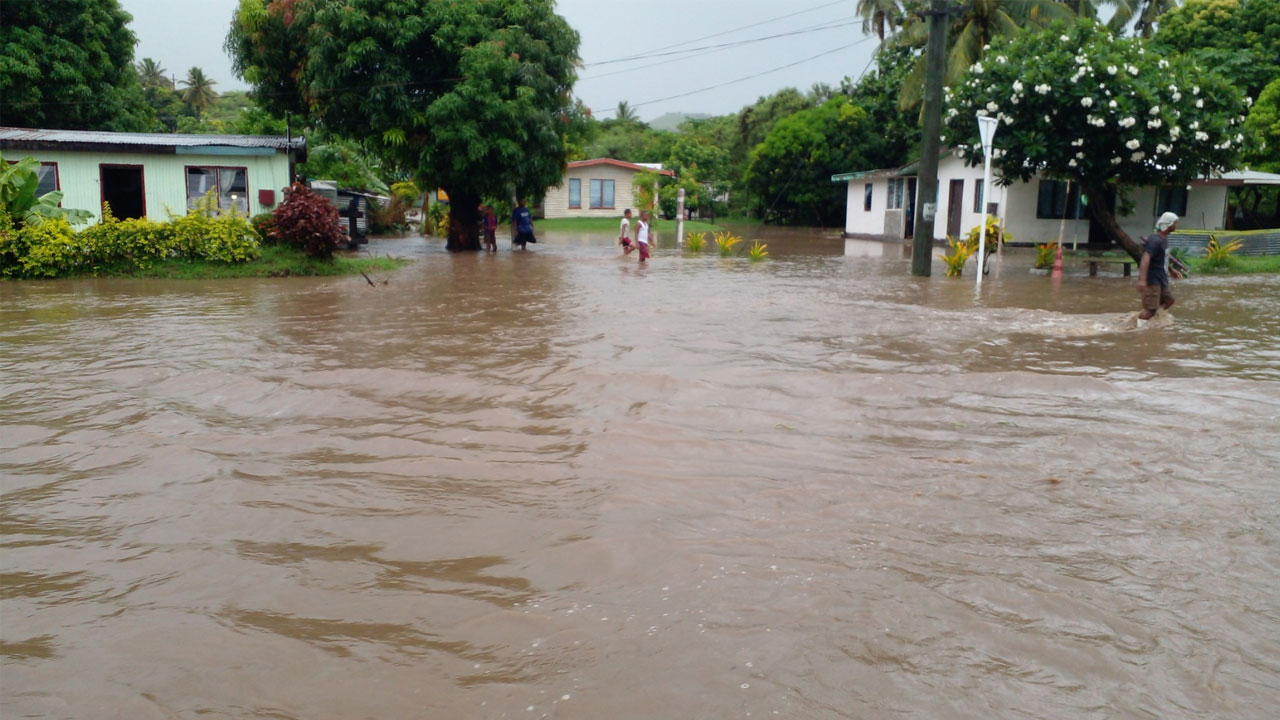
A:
940 236 975 276
685 231 707 251
942 20 1249 259
0 0 153 131
1243 79 1280 173
746 96 876 225
180 67 219 116
0 198 260 278
227 0 580 251
0 155 93 227
1153 0 1280 100
270 183 346 259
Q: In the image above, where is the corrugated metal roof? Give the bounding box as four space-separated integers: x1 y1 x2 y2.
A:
0 126 305 152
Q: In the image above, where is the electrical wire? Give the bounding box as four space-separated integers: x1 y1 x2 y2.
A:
582 18 862 68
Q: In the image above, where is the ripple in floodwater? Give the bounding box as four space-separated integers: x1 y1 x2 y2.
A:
2 229 1278 719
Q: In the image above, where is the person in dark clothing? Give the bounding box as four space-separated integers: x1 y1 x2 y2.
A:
1138 211 1178 320
511 197 537 250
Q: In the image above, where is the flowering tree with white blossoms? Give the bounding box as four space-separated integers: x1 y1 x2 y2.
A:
942 20 1250 259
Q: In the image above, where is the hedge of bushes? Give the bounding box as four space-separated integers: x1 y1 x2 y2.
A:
0 203 262 278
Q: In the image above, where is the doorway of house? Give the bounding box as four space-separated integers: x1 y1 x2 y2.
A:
904 178 917 239
947 179 964 239
100 165 146 220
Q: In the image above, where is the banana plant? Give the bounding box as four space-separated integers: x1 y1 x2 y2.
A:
0 154 92 227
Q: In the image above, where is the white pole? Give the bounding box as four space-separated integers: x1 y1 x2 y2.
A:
975 115 998 286
676 188 686 245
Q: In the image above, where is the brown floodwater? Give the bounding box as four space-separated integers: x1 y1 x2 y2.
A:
3 226 1279 719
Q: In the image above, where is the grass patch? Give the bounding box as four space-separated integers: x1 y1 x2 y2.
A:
1188 255 1280 275
536 216 726 233
90 243 412 280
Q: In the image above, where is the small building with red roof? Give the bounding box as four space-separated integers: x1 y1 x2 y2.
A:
542 158 673 219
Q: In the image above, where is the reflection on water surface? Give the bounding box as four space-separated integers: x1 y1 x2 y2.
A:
3 228 1278 719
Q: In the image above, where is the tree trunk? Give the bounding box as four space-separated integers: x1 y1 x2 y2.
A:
1080 180 1142 260
445 189 481 251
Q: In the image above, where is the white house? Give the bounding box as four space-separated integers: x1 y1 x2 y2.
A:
542 158 673 218
834 151 1280 246
0 127 305 224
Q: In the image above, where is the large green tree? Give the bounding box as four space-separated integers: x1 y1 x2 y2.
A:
0 0 153 130
1153 0 1280 101
746 96 877 226
227 0 580 251
943 21 1250 258
891 0 1074 110
1243 78 1280 172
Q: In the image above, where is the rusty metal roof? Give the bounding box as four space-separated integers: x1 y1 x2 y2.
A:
0 127 306 158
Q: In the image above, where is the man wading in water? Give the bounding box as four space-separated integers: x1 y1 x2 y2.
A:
1137 211 1179 322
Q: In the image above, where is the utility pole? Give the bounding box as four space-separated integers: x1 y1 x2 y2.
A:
911 0 949 277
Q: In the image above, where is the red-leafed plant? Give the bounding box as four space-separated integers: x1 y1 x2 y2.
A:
271 182 345 259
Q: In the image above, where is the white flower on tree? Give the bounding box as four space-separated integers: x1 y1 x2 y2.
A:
1126 139 1141 150
1081 97 1094 107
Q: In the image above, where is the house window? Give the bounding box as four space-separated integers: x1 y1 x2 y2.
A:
568 178 581 209
185 166 248 212
1155 186 1188 216
1036 180 1085 219
973 179 985 213
6 161 58 196
887 178 905 210
589 179 615 209
864 183 873 211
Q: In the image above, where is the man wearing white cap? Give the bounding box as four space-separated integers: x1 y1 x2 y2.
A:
1137 211 1179 320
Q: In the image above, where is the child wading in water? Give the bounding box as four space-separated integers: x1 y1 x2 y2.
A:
481 205 498 252
632 210 651 263
619 209 633 251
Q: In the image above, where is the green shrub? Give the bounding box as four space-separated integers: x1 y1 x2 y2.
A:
390 181 421 205
713 231 742 257
1034 242 1058 269
939 236 974 277
171 211 261 263
1203 235 1244 269
251 212 276 241
747 240 769 261
272 182 344 259
14 217 80 277
685 231 706 251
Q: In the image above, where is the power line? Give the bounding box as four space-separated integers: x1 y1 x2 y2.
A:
591 0 849 65
599 38 875 115
582 18 862 68
578 14 863 81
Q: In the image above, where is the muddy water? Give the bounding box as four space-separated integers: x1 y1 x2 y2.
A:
3 227 1279 719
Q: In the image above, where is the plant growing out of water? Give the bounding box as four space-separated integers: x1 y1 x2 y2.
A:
271 182 345 260
1203 235 1244 269
714 231 742 257
940 236 974 277
747 240 769 261
685 231 706 252
1034 242 1059 269
963 215 1009 269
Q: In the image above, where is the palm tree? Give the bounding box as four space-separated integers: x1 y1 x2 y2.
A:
615 100 639 124
857 0 905 42
891 0 1074 111
1107 0 1178 37
180 67 218 115
136 58 173 90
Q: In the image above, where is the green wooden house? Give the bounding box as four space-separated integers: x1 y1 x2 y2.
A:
0 127 306 223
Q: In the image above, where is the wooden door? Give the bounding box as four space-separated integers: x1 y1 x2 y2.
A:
947 179 964 239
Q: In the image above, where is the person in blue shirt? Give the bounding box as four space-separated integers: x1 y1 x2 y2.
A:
511 197 537 250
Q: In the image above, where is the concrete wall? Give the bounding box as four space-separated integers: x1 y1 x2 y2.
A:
843 178 886 236
544 164 649 219
12 149 293 223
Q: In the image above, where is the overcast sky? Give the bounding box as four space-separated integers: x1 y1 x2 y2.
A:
119 0 879 121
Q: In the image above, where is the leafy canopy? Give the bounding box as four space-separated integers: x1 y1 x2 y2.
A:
1153 0 1280 100
227 0 580 238
746 96 876 226
1243 78 1280 172
943 20 1249 255
0 0 153 131
944 21 1248 187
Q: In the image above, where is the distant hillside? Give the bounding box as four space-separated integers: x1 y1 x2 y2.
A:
647 112 712 132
